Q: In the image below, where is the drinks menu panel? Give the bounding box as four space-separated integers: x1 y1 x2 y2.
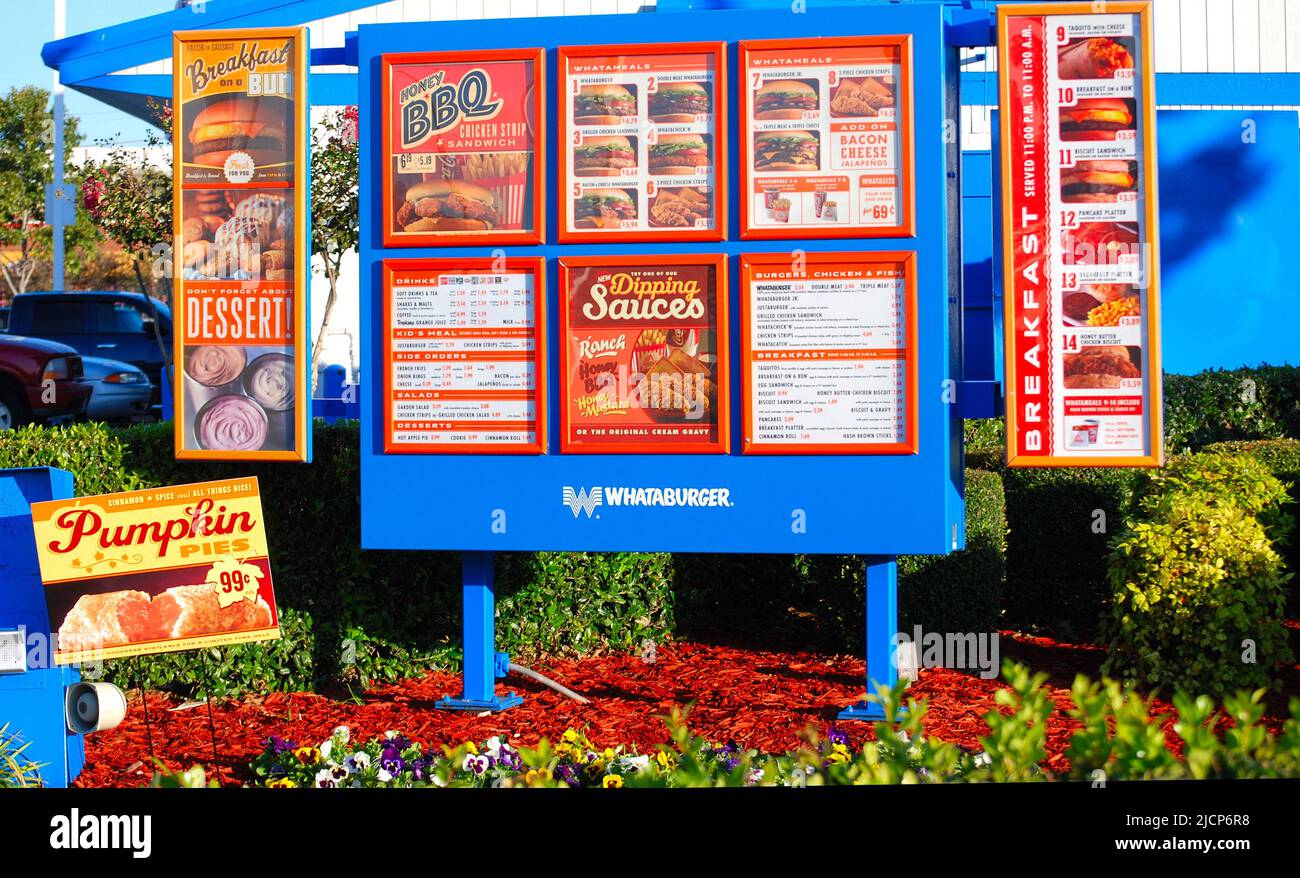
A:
741 252 917 454
739 36 914 239
558 42 726 242
383 258 546 454
999 2 1162 467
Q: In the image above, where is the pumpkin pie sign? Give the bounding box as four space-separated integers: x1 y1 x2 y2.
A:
30 478 280 664
558 255 729 454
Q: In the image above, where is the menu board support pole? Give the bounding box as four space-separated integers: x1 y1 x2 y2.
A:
435 551 523 713
837 555 900 722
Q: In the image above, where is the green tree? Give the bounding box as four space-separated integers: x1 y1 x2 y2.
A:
0 85 83 299
309 106 360 393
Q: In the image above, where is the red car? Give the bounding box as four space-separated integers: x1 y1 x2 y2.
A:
0 334 93 430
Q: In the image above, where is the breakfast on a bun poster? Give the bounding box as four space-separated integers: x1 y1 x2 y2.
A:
558 255 728 454
740 36 912 238
173 29 310 462
558 42 726 242
383 49 543 246
997 2 1162 467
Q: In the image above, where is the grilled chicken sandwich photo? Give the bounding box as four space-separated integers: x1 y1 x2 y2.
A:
574 135 637 176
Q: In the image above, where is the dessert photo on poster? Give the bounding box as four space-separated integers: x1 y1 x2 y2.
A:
560 43 724 240
559 256 727 453
385 51 542 244
741 37 909 237
177 34 297 187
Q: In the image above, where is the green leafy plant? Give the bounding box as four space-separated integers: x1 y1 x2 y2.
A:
0 723 44 788
1103 497 1293 695
308 107 360 393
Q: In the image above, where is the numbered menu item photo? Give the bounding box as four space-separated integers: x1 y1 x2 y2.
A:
739 35 913 238
382 258 546 454
998 2 1161 466
382 48 545 246
558 255 728 453
740 252 917 454
558 42 726 242
173 28 310 461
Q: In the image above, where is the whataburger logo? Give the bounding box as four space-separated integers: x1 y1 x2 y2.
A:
562 485 733 518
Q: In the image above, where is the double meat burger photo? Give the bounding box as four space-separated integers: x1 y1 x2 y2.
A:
648 81 710 122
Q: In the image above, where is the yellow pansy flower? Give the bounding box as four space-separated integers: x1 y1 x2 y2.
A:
603 775 624 788
293 746 322 765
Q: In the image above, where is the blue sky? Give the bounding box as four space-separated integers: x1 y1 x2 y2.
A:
0 1 177 145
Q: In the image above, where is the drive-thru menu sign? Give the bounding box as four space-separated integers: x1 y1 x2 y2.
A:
998 2 1162 466
741 252 917 454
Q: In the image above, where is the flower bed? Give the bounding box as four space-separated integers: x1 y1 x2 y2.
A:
73 636 1300 788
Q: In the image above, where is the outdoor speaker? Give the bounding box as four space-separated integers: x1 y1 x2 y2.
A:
65 682 127 734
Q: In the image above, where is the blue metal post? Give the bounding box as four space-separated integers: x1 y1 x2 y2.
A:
0 467 83 786
435 551 521 712
838 555 900 721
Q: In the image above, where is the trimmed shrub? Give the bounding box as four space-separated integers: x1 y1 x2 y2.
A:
1102 498 1293 696
675 468 1007 648
1002 466 1140 640
1164 364 1300 451
0 422 143 495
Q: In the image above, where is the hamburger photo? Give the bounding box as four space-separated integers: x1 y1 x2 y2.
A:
648 81 711 122
574 135 637 176
1060 160 1136 203
574 84 637 125
1060 98 1135 141
649 133 710 176
753 80 818 119
753 130 819 172
573 188 637 229
395 180 500 233
188 97 288 169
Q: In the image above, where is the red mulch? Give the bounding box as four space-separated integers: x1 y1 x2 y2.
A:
74 632 1300 788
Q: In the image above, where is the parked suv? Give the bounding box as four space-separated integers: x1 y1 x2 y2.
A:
0 334 92 429
5 291 172 411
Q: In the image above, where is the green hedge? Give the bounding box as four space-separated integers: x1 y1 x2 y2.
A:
1164 365 1300 452
1001 466 1140 640
0 421 675 697
674 467 1007 649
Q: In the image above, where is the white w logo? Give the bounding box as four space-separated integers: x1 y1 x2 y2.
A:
562 486 602 518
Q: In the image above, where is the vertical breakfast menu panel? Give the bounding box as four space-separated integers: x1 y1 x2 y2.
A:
740 36 913 238
383 259 546 454
558 43 726 242
173 28 310 462
741 253 916 454
999 2 1161 466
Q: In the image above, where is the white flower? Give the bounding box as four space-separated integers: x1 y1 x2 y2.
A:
462 754 489 775
432 774 447 788
345 752 371 774
320 740 333 760
485 736 503 757
315 768 338 789
384 730 399 740
377 769 393 783
746 768 765 786
618 755 650 773
332 726 351 744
